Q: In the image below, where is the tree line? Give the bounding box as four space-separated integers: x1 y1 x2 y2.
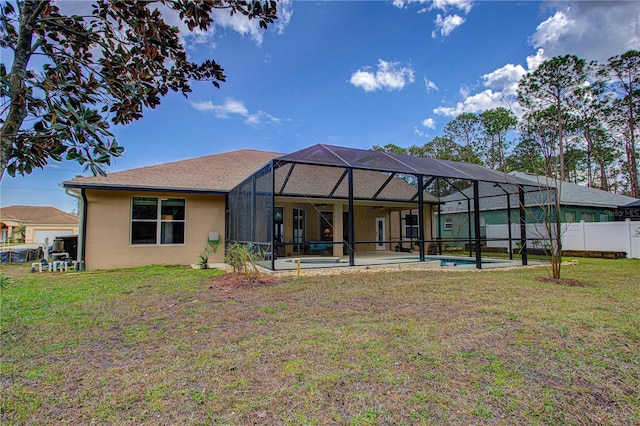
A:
374 51 640 198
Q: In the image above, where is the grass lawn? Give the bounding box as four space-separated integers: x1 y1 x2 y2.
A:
1 259 639 425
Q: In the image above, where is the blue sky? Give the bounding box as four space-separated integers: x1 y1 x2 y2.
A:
2 0 639 212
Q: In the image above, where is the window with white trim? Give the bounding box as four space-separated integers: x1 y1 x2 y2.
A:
444 217 453 231
131 197 185 245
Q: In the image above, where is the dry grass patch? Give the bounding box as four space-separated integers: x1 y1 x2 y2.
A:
1 259 639 424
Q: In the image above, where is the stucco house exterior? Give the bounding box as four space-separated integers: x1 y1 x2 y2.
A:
0 206 79 244
63 144 543 270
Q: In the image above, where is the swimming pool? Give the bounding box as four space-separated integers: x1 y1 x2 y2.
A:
285 257 344 264
385 255 506 267
272 253 515 271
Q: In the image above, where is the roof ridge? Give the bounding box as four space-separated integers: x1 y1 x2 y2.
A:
104 149 283 176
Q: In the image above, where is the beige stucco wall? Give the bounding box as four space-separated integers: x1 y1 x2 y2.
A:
274 200 434 255
1 220 20 242
84 190 225 270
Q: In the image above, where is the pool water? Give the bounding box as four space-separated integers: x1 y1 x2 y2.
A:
388 255 504 267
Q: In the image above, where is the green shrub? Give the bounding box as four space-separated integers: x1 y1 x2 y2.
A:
195 238 219 269
224 242 260 275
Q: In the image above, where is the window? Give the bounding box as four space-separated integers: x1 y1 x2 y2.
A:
580 212 595 222
444 217 453 231
131 197 185 245
405 213 418 238
565 211 576 223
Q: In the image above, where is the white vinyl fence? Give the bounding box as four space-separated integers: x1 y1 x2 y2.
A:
486 219 640 259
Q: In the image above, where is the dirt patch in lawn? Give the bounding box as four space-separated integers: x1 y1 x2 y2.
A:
534 276 595 287
211 272 280 290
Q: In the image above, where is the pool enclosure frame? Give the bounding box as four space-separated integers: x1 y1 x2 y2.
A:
226 144 548 271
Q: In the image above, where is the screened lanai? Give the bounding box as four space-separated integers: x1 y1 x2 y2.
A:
226 144 548 271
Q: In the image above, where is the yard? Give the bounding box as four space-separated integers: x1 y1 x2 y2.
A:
1 259 638 425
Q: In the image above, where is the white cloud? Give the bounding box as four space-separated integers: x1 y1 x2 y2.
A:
432 1 640 119
433 89 519 117
424 77 438 92
393 0 472 14
482 63 526 97
431 0 473 14
155 0 293 49
212 9 266 45
211 0 292 45
393 0 472 38
190 98 280 128
422 118 436 129
432 14 465 38
526 48 546 71
350 60 415 92
529 1 640 62
190 100 216 112
350 71 379 92
275 0 294 34
414 127 429 138
245 111 282 128
191 98 248 117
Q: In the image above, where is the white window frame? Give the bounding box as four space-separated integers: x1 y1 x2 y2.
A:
444 217 453 231
131 196 186 246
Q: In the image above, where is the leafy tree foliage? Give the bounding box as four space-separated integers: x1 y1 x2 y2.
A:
569 69 614 189
372 52 638 197
517 55 587 181
420 136 467 162
374 137 466 162
0 0 278 179
479 107 517 172
443 112 483 164
505 138 544 174
602 50 640 197
372 143 408 155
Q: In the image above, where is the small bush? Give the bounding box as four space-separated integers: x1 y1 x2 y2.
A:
196 238 219 269
224 243 260 276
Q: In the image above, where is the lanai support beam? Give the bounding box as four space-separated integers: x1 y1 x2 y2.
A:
373 173 396 199
348 167 355 266
418 175 425 261
278 163 295 195
473 180 482 269
329 169 348 198
436 178 442 255
507 193 513 260
467 199 472 258
270 161 276 271
519 186 528 266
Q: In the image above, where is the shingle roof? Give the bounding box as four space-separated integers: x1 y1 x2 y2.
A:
63 149 282 193
0 206 79 225
509 172 639 208
275 164 439 202
277 144 535 186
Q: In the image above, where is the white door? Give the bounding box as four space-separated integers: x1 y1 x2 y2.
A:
293 208 306 254
376 218 386 250
33 229 74 244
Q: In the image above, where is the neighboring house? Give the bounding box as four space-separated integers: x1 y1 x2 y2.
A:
437 171 639 246
63 144 541 270
509 172 639 223
0 206 79 244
